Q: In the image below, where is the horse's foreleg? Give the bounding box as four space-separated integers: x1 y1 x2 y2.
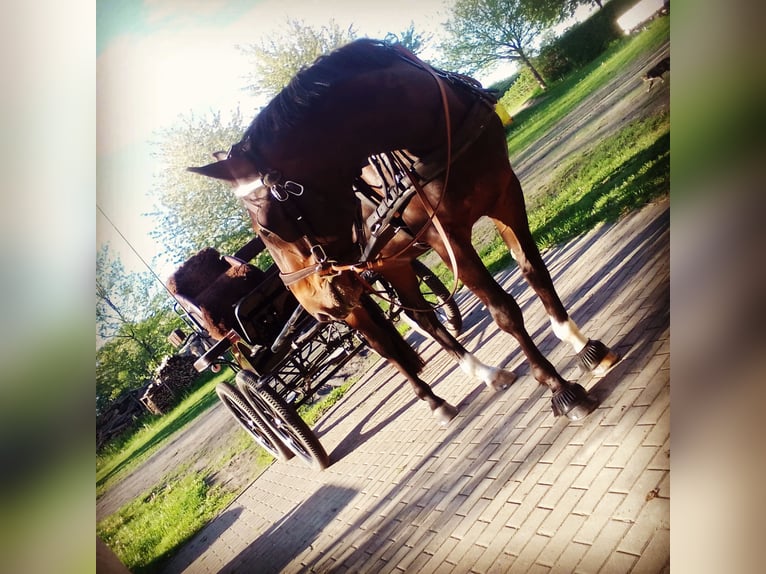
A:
430 239 596 420
344 295 458 425
383 264 517 392
489 176 620 376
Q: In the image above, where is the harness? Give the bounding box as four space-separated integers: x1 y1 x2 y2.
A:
247 46 498 295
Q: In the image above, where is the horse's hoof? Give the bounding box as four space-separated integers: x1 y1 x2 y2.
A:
577 339 620 376
486 370 517 392
551 383 598 421
433 402 459 426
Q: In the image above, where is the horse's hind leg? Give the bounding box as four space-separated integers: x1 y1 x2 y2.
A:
490 172 620 376
381 262 517 392
429 233 597 420
343 294 458 425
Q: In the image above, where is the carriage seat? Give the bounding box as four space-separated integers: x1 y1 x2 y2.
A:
167 247 269 342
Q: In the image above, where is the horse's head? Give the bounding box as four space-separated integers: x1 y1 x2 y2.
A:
188 147 366 322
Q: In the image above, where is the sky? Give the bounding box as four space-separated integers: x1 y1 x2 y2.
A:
96 0 507 282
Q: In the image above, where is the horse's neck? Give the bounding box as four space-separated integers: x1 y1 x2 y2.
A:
286 75 462 168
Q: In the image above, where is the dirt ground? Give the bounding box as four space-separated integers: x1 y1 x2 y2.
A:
96 350 375 522
96 40 669 525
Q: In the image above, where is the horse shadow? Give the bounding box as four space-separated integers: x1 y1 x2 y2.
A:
296 385 550 574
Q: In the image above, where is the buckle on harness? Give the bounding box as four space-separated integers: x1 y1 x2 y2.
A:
311 244 328 263
270 180 304 201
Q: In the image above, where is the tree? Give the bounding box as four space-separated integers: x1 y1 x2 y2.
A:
97 244 183 414
440 0 561 90
148 109 255 266
384 22 433 55
97 244 156 341
238 19 358 100
563 0 603 16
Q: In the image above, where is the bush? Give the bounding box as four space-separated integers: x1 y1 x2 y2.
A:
536 42 573 83
547 0 635 76
499 67 541 115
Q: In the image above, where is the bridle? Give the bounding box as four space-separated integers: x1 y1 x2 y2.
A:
261 178 374 287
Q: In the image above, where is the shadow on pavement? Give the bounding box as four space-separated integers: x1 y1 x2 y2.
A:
221 484 357 573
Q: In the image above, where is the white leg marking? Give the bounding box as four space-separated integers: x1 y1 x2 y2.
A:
459 353 500 386
550 317 588 353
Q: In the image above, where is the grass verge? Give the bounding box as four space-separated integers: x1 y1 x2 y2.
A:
96 369 230 497
97 469 236 573
482 111 670 275
505 15 668 159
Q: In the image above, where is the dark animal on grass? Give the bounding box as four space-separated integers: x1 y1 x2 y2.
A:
188 39 620 424
642 56 670 91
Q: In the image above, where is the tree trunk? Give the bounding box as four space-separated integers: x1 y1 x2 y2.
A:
519 51 547 90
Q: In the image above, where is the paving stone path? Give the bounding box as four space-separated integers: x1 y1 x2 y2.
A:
162 195 670 574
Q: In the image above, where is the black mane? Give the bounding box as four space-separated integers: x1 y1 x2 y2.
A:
245 39 400 142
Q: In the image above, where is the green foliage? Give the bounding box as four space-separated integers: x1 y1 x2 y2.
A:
439 0 554 88
97 244 158 338
536 0 635 82
97 471 235 573
239 19 358 100
384 22 432 55
535 41 573 83
97 244 186 415
499 66 543 115
486 73 518 96
148 109 254 266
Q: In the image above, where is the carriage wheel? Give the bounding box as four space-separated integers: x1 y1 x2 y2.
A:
412 259 463 335
215 383 294 462
235 370 330 471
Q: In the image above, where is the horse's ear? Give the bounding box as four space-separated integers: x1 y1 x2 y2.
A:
187 156 260 184
187 161 231 182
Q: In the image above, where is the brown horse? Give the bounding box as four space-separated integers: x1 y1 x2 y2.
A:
189 39 619 424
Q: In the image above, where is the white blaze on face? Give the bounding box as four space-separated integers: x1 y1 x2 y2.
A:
233 177 265 198
550 317 589 353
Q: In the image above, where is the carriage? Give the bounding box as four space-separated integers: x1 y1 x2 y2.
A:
178 38 620 472
168 235 461 470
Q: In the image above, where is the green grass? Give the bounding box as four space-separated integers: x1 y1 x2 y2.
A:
299 380 356 427
97 470 236 573
482 112 670 275
96 369 231 497
506 16 669 160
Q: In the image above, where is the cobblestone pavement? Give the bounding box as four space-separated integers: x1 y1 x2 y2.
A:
163 196 669 574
